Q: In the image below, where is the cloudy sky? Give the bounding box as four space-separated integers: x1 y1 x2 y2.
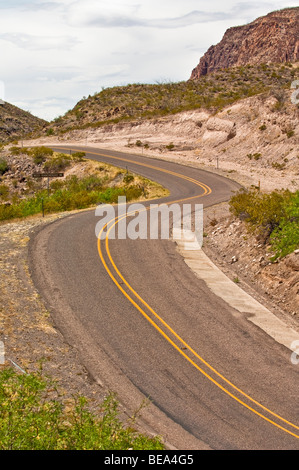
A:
0 0 297 122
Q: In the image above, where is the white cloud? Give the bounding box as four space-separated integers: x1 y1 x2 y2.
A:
0 33 80 50
66 0 229 29
0 0 297 121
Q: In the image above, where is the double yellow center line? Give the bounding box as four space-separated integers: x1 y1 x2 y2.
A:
60 147 299 440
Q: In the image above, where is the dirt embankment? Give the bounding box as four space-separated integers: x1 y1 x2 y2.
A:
25 89 299 193
202 202 299 331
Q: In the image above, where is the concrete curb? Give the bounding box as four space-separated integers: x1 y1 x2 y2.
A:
174 231 299 353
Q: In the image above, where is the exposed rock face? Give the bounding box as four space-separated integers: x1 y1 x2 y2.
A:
190 8 299 79
202 117 236 147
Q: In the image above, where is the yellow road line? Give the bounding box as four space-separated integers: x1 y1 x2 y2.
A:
54 147 212 196
104 213 299 433
63 146 299 439
98 230 299 439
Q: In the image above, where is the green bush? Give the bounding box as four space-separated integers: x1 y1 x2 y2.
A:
229 188 299 258
9 146 23 156
0 174 147 221
0 202 22 220
270 191 299 259
43 153 71 172
0 158 9 175
165 143 175 151
0 368 164 450
0 184 9 200
71 151 86 162
9 146 32 156
286 130 295 138
31 146 54 165
123 173 134 184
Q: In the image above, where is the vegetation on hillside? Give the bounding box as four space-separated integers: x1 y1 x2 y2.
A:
229 188 299 260
0 146 167 221
0 367 164 450
0 102 46 144
47 63 298 135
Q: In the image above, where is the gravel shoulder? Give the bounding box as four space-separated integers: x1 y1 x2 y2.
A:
0 211 107 412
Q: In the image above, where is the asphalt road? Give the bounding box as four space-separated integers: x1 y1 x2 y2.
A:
29 146 299 450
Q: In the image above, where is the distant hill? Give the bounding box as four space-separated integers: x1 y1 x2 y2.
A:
0 101 47 143
190 7 299 79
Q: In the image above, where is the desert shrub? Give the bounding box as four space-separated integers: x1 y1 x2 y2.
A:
165 143 175 151
50 179 64 191
71 151 86 161
0 202 22 220
0 175 147 220
124 186 143 200
270 192 299 259
9 146 32 156
0 158 8 175
230 188 291 235
229 188 298 258
79 175 104 191
123 173 134 184
0 184 9 200
286 130 295 138
43 153 71 172
271 162 286 170
9 146 23 155
247 153 262 160
31 146 54 165
0 368 164 450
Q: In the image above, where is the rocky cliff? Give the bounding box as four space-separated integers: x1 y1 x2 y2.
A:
190 7 299 79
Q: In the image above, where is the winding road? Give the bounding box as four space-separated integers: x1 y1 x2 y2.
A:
29 146 299 450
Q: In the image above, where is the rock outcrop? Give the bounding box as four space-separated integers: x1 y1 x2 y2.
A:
190 7 299 79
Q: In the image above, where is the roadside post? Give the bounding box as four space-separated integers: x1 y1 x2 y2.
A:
32 172 64 216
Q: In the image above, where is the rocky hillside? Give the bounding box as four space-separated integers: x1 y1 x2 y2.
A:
29 71 299 194
0 101 47 143
44 62 297 135
190 7 299 79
